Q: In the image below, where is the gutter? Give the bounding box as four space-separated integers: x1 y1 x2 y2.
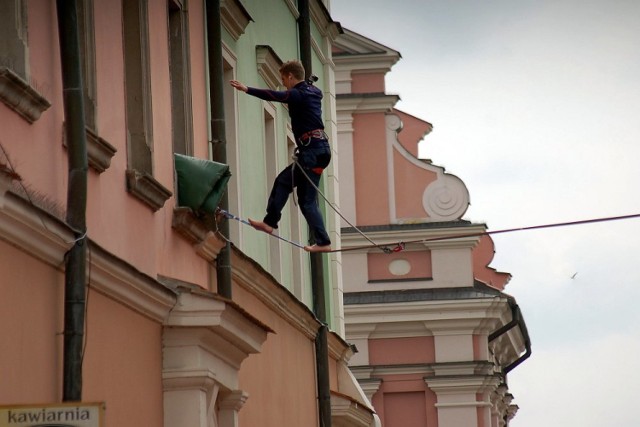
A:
56 0 89 401
489 298 532 375
297 1 332 425
205 0 232 298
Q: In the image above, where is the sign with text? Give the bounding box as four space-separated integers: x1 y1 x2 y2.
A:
0 402 104 427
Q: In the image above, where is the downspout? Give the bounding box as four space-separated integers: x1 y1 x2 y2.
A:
56 0 89 401
205 0 232 299
489 299 532 375
298 1 332 426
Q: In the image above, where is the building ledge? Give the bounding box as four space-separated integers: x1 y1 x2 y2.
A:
221 0 252 40
172 207 226 262
331 390 375 427
256 45 283 90
0 67 51 123
126 169 172 211
63 125 117 173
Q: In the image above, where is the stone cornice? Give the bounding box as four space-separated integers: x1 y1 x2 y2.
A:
63 124 117 173
231 247 321 339
426 374 501 397
89 242 177 323
331 391 375 427
351 361 496 379
162 368 216 392
126 169 173 212
0 190 72 268
85 127 117 173
0 186 177 323
341 224 487 253
0 66 51 123
345 297 509 338
333 54 399 75
310 0 342 40
164 289 270 357
328 329 355 362
334 28 400 63
336 93 399 114
220 0 252 41
171 207 226 262
255 45 283 90
351 363 434 378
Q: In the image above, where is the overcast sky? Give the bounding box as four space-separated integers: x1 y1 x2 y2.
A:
331 1 640 426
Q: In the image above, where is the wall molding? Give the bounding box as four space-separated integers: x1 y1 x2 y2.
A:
0 67 51 123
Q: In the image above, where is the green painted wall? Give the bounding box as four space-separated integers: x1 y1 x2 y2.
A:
220 0 340 329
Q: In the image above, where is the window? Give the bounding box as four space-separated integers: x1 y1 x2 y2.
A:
123 0 153 173
287 133 305 298
0 0 51 123
222 51 240 242
75 0 117 173
0 0 28 79
77 0 97 132
263 104 282 281
168 0 193 156
123 0 171 210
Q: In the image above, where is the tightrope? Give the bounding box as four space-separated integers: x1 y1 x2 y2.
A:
292 160 401 254
219 159 640 255
334 213 640 253
217 208 306 249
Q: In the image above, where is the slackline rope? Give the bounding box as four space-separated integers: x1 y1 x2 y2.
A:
217 208 306 249
218 158 640 255
292 159 401 254
218 208 640 254
334 212 640 254
216 158 400 254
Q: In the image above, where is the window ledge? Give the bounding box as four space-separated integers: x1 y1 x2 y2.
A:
256 45 283 90
63 125 117 173
126 169 172 211
172 207 226 262
220 0 252 40
0 67 51 123
86 127 117 172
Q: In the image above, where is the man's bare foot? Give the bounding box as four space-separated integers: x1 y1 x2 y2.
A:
248 219 274 234
304 244 332 253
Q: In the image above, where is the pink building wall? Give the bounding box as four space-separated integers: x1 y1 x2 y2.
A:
82 292 164 426
1 2 375 426
336 28 528 427
0 240 62 404
369 337 435 365
234 285 319 427
352 113 391 225
351 73 386 93
367 251 433 281
394 109 432 158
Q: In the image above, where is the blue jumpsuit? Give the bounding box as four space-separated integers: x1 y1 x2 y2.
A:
246 81 331 246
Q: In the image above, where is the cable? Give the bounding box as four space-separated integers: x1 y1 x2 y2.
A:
217 208 306 249
292 159 400 253
218 154 640 254
335 213 640 253
80 239 91 370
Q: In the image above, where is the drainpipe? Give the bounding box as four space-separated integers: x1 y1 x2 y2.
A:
205 0 232 299
489 299 532 375
56 0 89 401
298 1 332 426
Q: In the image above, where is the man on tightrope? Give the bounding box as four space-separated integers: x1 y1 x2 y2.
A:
230 60 332 253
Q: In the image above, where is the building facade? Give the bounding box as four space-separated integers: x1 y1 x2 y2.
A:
334 29 530 427
0 1 374 426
